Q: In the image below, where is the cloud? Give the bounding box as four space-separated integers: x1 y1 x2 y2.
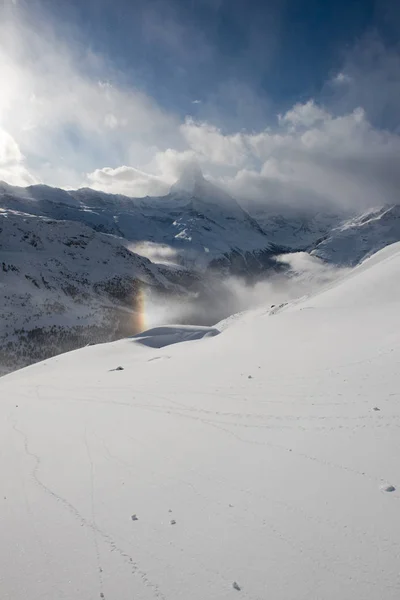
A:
149 102 400 210
220 106 400 209
86 149 201 196
180 119 248 167
0 128 38 186
129 242 179 266
280 100 331 128
1 4 400 213
141 250 349 329
332 72 352 85
0 129 23 165
88 102 400 209
0 2 180 189
326 35 400 130
87 166 169 197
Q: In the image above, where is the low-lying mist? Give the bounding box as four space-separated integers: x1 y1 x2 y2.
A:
141 252 350 330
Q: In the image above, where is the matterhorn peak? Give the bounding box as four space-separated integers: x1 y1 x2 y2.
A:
170 163 206 195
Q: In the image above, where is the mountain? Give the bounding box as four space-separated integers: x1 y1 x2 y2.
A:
244 200 400 265
2 171 400 375
1 242 400 599
312 204 400 265
0 172 281 374
247 205 345 251
0 208 201 374
0 172 276 276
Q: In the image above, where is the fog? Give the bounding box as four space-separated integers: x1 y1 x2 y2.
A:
141 252 350 330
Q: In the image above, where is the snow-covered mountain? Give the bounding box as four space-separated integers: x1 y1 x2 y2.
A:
1 242 400 599
312 204 400 265
3 175 400 271
2 171 400 375
0 170 276 275
0 172 281 374
0 208 201 374
248 206 344 251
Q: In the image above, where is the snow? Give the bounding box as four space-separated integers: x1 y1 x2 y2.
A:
1 243 400 599
312 205 400 266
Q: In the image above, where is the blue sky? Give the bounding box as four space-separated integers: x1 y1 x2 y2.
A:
34 0 396 126
0 0 400 208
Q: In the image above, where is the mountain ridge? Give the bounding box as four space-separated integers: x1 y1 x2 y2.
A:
2 171 400 374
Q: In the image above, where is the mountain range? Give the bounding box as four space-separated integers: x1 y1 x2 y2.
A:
1 168 400 374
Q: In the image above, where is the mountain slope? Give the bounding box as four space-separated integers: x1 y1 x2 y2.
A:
0 208 196 373
1 243 400 599
312 204 400 265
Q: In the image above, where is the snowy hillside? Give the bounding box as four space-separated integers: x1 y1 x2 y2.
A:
312 204 400 265
0 209 197 373
1 243 400 599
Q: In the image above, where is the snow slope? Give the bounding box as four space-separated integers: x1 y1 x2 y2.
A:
1 242 400 599
312 204 400 265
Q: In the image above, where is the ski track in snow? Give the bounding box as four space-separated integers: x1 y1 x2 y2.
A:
9 418 169 600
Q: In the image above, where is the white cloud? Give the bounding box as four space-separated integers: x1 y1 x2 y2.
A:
161 104 400 211
87 166 169 197
1 5 400 213
221 107 400 209
152 148 199 181
0 129 23 165
0 127 38 186
326 35 400 129
0 3 180 189
78 104 400 208
180 119 248 167
332 72 352 85
280 100 331 128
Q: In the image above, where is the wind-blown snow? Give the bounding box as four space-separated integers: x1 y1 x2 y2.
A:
1 243 400 599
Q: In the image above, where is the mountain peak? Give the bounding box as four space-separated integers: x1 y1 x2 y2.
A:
170 163 206 195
